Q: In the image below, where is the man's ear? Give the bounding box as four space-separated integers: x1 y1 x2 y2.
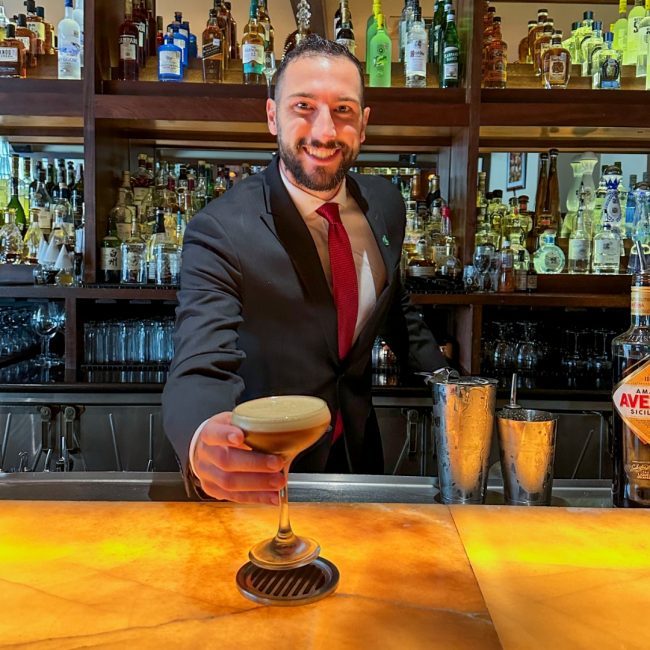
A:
359 106 371 144
267 98 278 136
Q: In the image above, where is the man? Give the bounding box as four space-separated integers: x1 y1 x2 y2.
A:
162 36 446 503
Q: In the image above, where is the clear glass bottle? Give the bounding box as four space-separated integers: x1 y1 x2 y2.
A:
613 0 629 53
58 0 81 79
30 166 52 236
498 239 515 292
120 217 146 284
592 223 621 274
533 231 565 274
581 20 603 77
533 20 554 77
628 186 650 274
283 0 311 58
593 32 622 89
7 155 27 235
625 0 646 65
368 12 392 87
568 193 591 274
404 7 427 88
0 209 23 264
23 207 43 264
636 1 650 77
518 20 536 64
611 263 650 507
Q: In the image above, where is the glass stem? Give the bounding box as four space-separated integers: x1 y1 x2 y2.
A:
41 336 49 359
275 465 294 542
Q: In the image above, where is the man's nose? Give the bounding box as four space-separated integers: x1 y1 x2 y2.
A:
311 107 337 141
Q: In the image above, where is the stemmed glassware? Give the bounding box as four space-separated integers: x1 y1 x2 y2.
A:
263 51 276 98
31 302 65 367
473 243 495 292
231 395 331 570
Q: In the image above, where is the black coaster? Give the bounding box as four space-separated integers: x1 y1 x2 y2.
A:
236 557 339 606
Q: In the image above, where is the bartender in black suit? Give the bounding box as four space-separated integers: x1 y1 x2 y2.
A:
162 35 446 502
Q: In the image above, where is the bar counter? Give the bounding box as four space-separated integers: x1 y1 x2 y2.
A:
2 498 649 649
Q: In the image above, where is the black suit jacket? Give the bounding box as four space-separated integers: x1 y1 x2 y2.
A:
162 155 446 495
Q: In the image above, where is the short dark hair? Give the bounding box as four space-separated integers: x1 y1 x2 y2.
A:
274 35 365 107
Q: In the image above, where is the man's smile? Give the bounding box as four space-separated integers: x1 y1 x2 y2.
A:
302 145 341 162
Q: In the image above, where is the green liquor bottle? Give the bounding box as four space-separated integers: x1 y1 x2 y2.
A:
7 155 26 235
368 12 392 87
440 9 459 88
365 0 381 74
625 0 646 65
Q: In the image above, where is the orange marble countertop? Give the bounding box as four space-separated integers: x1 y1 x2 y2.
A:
1 501 649 649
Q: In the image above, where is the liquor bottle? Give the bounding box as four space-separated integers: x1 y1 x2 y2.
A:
398 0 414 64
613 0 629 53
58 0 82 79
533 231 565 273
118 0 139 80
15 14 37 68
368 12 392 87
592 223 621 273
518 20 536 64
0 2 6 41
533 19 554 77
202 10 224 83
120 217 146 284
625 0 646 65
7 156 26 235
440 9 459 88
602 170 624 236
404 7 427 88
575 11 595 66
24 0 44 58
628 185 650 274
215 0 231 71
36 6 55 56
0 209 23 264
484 15 507 89
528 8 549 63
23 208 44 264
172 24 188 72
153 209 180 285
526 258 538 291
30 166 51 235
581 21 603 78
335 0 356 55
543 148 561 233
430 0 445 69
542 30 571 89
146 207 167 281
625 174 639 235
158 29 182 82
52 183 74 242
498 239 515 292
568 191 591 274
0 24 27 78
612 256 650 507
635 1 650 77
257 0 274 54
366 0 381 74
71 163 83 227
242 0 264 84
132 0 148 68
145 0 156 56
225 2 238 60
73 0 83 68
284 0 311 59
19 157 31 216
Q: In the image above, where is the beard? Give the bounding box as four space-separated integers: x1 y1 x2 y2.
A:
277 132 358 192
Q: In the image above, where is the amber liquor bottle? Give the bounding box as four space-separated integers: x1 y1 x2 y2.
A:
118 0 140 80
612 264 650 507
0 25 27 78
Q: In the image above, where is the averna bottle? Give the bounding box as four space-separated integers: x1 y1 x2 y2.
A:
612 254 650 507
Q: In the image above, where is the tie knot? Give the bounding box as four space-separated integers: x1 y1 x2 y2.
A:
316 202 342 226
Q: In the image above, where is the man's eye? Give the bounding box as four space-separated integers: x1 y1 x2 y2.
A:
336 105 352 113
295 102 311 110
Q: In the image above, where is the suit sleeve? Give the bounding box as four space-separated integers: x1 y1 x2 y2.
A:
162 209 246 496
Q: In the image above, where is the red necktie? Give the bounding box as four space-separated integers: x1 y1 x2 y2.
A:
316 202 359 359
316 202 358 444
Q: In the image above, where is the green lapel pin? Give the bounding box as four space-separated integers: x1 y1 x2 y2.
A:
382 235 390 247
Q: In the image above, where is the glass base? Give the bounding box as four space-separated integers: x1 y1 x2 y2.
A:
249 534 320 571
34 353 64 368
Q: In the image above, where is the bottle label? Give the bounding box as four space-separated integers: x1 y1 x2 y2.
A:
119 35 138 61
37 209 52 230
116 223 131 241
443 46 459 80
371 42 390 75
613 356 650 446
137 21 146 48
16 36 31 52
159 50 181 76
203 40 222 60
594 239 619 264
242 43 264 72
125 251 143 272
407 264 437 278
406 38 426 75
336 38 356 55
0 47 18 63
101 246 120 271
631 286 650 317
603 190 622 227
548 54 567 83
568 238 589 260
600 56 621 88
27 20 45 42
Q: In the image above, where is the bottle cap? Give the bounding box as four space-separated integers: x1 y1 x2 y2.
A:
6 23 16 38
583 10 594 19
604 31 614 43
16 13 27 27
25 0 37 11
593 21 602 30
572 21 580 30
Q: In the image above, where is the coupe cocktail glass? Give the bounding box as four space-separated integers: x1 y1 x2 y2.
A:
231 395 331 570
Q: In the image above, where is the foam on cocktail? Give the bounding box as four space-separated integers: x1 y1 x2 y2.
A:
231 396 331 433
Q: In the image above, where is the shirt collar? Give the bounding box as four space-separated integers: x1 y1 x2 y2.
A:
278 162 347 220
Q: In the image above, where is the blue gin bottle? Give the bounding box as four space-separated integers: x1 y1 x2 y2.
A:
172 25 188 70
158 31 183 82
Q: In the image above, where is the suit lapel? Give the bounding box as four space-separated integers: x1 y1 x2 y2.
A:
260 156 339 364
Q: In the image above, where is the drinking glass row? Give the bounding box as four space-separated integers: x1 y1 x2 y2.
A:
83 318 175 365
